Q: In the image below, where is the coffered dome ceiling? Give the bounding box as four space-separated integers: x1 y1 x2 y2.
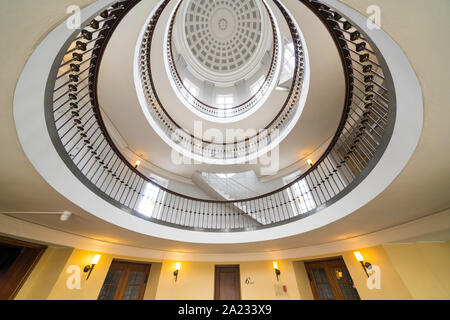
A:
167 0 279 119
184 0 263 74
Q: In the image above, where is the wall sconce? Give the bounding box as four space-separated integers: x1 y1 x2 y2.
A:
273 261 281 281
354 251 372 277
134 160 141 168
173 262 181 282
84 254 101 280
307 159 313 167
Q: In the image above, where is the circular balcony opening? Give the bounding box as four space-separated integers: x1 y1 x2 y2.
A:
165 0 282 121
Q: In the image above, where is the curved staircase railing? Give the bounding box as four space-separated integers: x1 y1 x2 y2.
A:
46 0 395 232
139 0 306 162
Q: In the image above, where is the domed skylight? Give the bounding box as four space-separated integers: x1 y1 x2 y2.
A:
184 0 262 74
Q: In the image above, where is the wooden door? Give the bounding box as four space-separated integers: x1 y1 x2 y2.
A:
98 260 151 300
214 265 241 300
305 258 360 300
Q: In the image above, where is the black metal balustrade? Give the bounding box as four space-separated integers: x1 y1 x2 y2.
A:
46 0 395 232
139 0 306 161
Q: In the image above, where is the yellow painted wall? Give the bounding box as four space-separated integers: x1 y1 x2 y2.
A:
341 247 412 300
292 243 450 300
15 249 303 300
46 249 110 300
156 261 215 300
15 248 162 300
383 242 450 300
240 260 300 300
15 247 74 300
292 247 413 300
292 261 314 299
155 260 301 300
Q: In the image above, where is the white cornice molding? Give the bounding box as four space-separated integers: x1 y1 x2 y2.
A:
0 209 448 262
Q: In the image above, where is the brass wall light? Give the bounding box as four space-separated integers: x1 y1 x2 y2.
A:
273 261 281 281
84 254 101 280
354 251 372 277
174 262 181 282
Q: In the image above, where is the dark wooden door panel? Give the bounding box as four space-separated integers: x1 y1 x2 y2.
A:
97 261 127 300
121 263 150 300
98 260 151 300
327 259 360 300
215 265 241 300
308 266 336 300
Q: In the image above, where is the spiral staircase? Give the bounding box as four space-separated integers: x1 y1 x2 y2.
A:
2 0 448 260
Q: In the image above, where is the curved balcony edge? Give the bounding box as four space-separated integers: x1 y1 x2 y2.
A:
162 0 283 123
13 0 423 244
137 0 308 163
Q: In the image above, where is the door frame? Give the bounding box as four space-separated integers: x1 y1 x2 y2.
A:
304 256 359 300
0 236 47 300
99 259 151 300
214 264 241 300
